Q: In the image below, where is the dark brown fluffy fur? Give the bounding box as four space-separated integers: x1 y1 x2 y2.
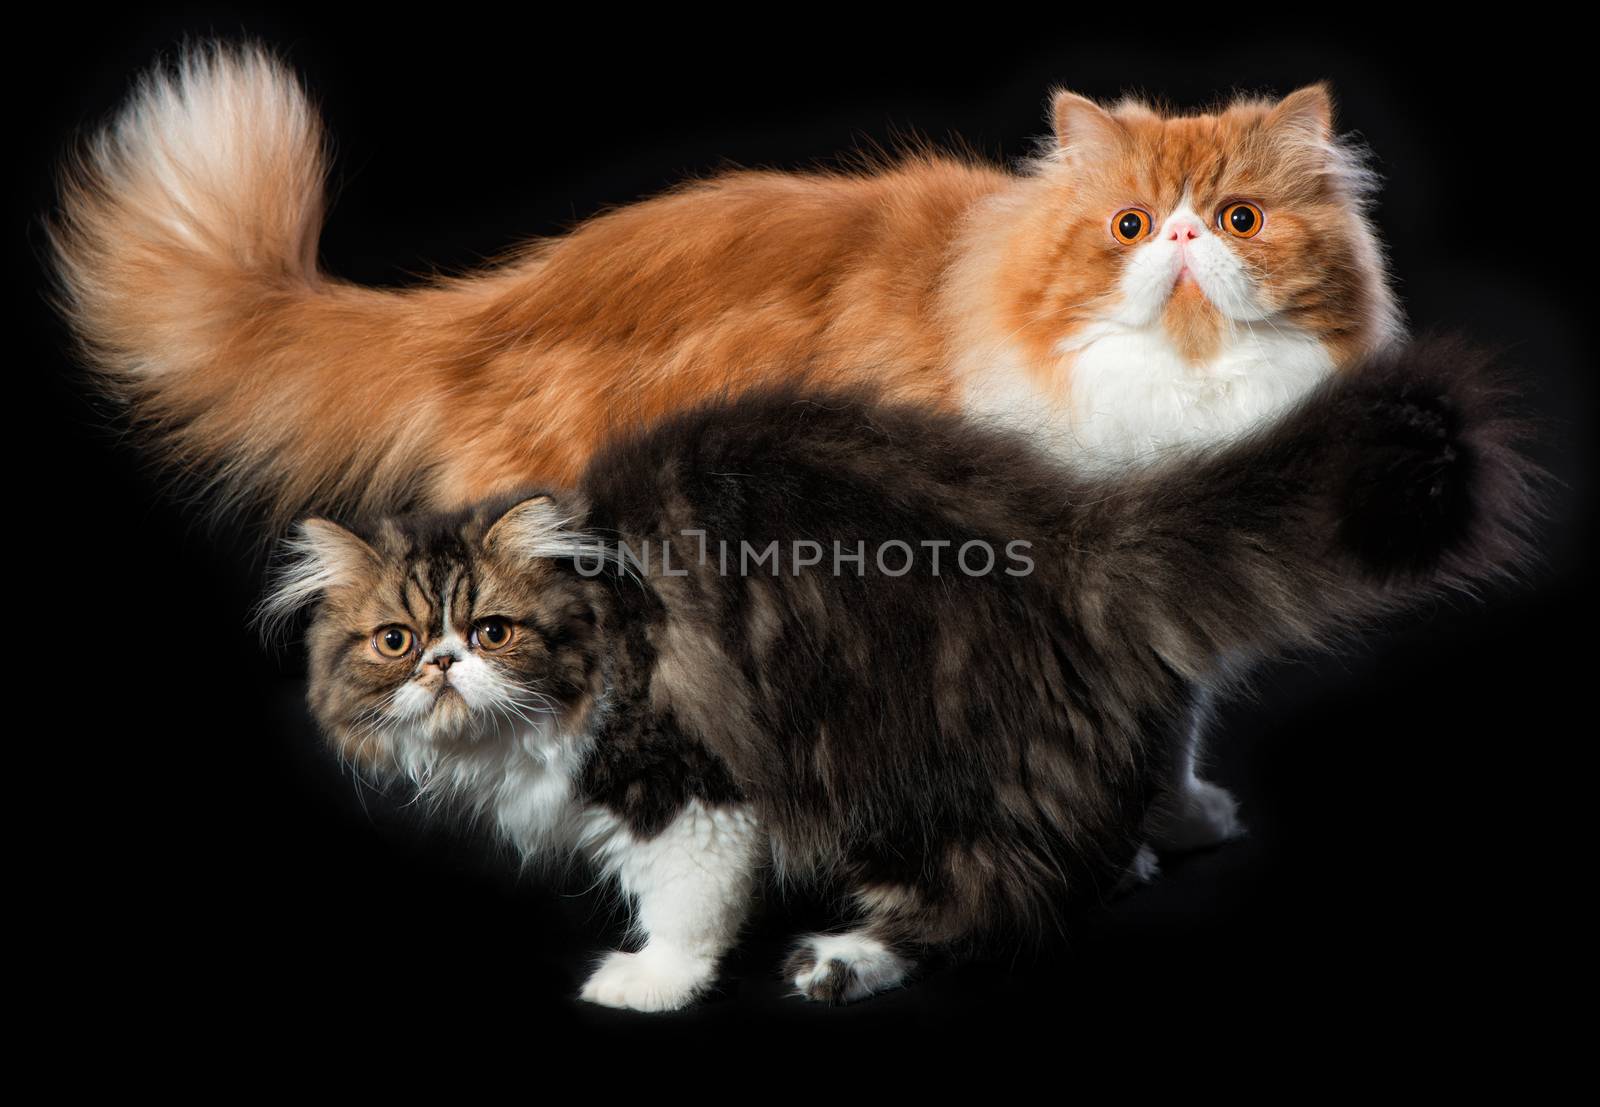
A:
294 337 1534 998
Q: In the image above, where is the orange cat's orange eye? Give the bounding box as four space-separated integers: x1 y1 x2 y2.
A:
372 625 415 658
472 617 515 652
1111 208 1152 245
1218 201 1264 239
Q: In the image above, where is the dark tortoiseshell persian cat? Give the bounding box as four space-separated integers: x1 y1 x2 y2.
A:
267 340 1531 1011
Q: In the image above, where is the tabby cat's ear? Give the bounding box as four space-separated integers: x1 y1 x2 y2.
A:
1051 90 1124 159
296 519 382 582
257 519 381 637
1265 83 1334 145
483 495 570 559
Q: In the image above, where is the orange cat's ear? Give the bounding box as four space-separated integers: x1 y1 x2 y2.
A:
1051 90 1124 159
1266 83 1334 144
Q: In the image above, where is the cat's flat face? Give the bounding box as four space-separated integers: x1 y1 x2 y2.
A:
968 85 1398 464
1043 88 1388 358
285 498 598 769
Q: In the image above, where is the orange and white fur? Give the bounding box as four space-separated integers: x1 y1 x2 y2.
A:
49 45 1401 859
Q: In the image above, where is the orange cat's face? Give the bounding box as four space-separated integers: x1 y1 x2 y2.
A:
972 84 1399 465
1005 84 1395 363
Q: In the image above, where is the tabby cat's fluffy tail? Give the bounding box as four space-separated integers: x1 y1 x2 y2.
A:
1081 338 1538 675
48 44 461 525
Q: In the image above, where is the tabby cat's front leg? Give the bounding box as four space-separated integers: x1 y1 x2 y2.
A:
580 802 763 1012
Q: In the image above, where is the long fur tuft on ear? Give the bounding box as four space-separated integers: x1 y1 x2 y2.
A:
1256 82 1381 207
255 518 379 641
1049 89 1126 161
1265 82 1334 145
481 495 632 577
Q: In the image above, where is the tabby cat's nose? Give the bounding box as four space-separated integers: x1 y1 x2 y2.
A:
431 652 456 672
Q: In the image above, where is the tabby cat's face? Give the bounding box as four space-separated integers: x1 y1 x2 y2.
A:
281 497 599 769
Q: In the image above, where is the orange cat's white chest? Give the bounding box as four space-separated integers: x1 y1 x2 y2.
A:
959 323 1336 470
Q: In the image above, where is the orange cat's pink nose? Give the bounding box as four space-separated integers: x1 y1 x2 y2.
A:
1166 216 1202 242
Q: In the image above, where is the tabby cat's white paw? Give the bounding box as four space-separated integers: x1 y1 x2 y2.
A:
785 932 911 1005
579 947 714 1012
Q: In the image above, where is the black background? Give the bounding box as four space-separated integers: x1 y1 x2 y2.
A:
14 5 1594 1060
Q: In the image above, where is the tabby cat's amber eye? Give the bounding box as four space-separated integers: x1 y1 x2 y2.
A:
1218 201 1264 239
1111 208 1152 245
373 625 414 658
472 617 514 652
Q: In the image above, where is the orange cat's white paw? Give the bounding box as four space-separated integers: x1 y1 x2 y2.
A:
579 948 713 1012
1155 777 1244 852
1115 844 1162 894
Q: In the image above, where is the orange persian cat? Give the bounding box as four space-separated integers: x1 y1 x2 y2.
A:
51 45 1398 525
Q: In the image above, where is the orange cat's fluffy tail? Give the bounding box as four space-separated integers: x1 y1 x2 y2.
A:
49 44 460 526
